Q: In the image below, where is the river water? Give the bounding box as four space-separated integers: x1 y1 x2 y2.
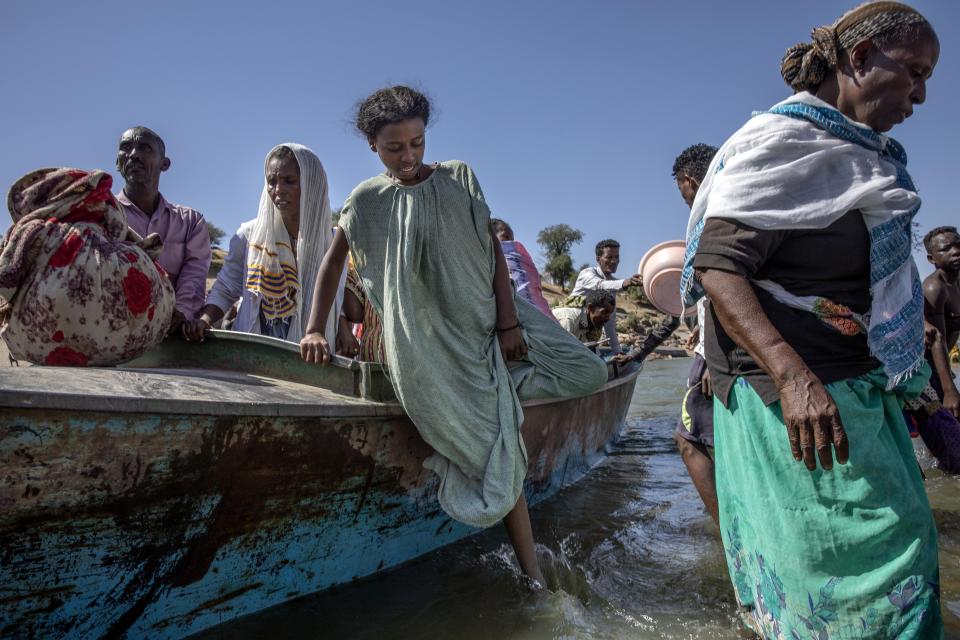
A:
195 358 960 639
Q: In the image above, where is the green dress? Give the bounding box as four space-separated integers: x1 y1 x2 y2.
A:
339 161 607 528
716 367 942 639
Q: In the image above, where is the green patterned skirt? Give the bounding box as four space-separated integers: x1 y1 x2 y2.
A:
715 368 942 639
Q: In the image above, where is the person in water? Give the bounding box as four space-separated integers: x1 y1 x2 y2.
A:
924 227 960 416
901 226 960 472
299 86 607 585
552 290 615 346
570 240 642 354
683 2 941 635
115 126 211 332
673 143 720 524
182 144 347 347
491 218 554 318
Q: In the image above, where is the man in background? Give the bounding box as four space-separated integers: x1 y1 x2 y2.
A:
570 239 642 354
115 126 211 333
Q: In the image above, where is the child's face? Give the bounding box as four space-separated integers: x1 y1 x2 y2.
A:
928 232 960 272
493 222 513 242
371 118 426 184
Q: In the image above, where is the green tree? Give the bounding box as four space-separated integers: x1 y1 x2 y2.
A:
546 254 574 289
537 224 583 258
537 224 584 291
332 206 343 225
206 221 226 249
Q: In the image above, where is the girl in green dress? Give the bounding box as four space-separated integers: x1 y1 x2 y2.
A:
300 86 607 585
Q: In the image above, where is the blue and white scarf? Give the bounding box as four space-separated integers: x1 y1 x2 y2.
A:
680 92 924 387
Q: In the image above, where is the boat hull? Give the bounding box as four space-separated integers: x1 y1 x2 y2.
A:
0 365 637 639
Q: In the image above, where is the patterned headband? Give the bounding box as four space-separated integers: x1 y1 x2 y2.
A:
780 2 929 93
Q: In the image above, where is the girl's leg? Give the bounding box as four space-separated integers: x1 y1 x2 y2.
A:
503 492 545 586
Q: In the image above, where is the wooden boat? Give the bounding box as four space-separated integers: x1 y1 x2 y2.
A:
0 331 640 639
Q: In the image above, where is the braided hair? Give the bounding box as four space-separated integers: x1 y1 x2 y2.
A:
780 1 932 92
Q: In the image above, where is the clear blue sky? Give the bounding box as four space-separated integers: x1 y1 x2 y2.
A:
2 0 957 278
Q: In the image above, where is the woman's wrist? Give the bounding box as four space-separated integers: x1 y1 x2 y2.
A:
496 321 522 333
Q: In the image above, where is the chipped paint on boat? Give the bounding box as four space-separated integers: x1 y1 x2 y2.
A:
0 331 639 639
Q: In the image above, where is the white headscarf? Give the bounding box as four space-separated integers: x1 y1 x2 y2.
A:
245 143 340 344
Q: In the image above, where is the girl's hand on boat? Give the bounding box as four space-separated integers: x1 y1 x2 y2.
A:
777 370 848 471
498 326 527 361
301 332 332 364
181 317 211 342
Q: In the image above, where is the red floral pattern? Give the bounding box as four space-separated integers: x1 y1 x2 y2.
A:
47 233 84 268
1 167 175 366
123 267 153 316
44 346 89 367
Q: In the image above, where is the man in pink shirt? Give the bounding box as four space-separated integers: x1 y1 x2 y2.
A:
115 126 211 332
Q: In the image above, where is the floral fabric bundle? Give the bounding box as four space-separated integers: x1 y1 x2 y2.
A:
1 168 175 366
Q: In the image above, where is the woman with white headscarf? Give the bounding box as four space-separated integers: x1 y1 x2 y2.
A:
183 143 348 348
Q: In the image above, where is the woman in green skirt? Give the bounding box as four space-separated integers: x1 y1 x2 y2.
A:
681 2 942 637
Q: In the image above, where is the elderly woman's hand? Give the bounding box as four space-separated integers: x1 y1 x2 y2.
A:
300 332 332 364
777 369 848 471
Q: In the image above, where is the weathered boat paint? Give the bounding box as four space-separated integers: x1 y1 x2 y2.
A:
0 332 639 639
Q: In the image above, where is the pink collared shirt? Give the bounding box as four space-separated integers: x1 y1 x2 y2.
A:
117 191 211 319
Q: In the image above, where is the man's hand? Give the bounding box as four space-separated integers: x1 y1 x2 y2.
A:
777 370 848 471
700 368 712 398
498 326 528 361
612 353 634 366
168 309 186 335
624 274 643 289
301 332 333 364
181 315 211 342
685 327 700 351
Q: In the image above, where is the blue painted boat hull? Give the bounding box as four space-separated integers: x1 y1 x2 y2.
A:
0 335 639 639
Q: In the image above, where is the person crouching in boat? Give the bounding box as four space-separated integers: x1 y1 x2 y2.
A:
300 86 608 586
182 144 349 349
552 290 615 348
684 2 941 636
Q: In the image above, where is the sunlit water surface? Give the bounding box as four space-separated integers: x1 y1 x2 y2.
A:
193 359 960 639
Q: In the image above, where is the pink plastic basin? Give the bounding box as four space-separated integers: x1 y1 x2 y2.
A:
638 240 696 318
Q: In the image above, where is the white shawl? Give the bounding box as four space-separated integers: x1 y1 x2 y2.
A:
681 92 924 387
246 143 341 344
